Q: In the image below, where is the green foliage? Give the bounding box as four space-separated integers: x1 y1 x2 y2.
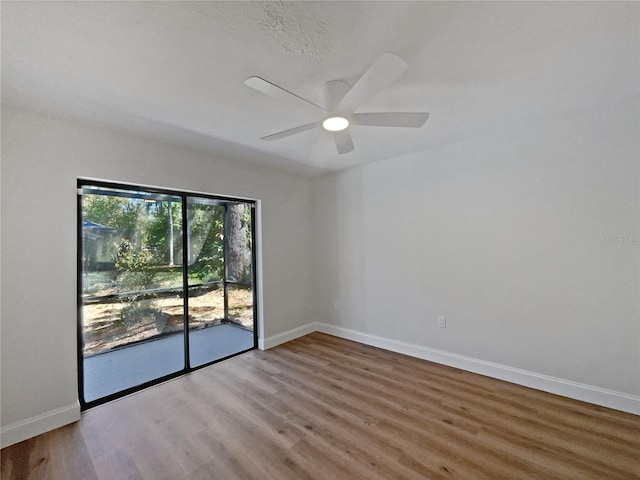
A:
143 201 182 264
114 239 159 327
192 254 222 283
189 204 224 282
84 195 230 280
83 194 143 229
84 192 239 327
114 239 155 289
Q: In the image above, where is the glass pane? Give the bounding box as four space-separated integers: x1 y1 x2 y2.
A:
188 199 254 367
225 203 252 283
81 188 185 403
227 284 254 330
186 198 224 283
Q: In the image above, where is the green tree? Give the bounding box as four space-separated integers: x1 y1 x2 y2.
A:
83 194 143 229
144 201 182 265
189 204 224 282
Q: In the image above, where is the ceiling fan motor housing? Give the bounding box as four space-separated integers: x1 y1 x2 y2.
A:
321 80 351 111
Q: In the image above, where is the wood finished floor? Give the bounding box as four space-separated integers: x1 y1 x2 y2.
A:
2 332 639 480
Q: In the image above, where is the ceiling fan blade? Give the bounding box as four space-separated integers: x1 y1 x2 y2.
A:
333 130 354 155
352 112 429 128
260 121 320 141
245 76 325 113
337 52 409 112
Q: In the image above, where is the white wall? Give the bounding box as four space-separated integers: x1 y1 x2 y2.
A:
312 99 640 401
2 96 639 446
0 107 314 442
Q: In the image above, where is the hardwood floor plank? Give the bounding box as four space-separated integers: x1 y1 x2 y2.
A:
2 332 639 479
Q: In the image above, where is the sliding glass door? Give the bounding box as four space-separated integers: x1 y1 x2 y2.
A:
78 181 257 408
186 199 255 367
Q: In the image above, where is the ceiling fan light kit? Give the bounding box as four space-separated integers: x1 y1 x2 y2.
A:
245 52 429 155
322 116 350 132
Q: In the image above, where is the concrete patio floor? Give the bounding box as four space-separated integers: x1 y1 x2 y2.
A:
83 323 254 403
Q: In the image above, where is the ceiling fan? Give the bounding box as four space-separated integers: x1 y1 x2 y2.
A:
244 52 429 155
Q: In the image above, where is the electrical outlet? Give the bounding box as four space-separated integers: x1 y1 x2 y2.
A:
438 316 446 328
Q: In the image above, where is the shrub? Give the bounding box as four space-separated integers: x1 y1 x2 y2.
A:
114 239 160 327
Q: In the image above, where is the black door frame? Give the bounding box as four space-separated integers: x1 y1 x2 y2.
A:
77 179 259 410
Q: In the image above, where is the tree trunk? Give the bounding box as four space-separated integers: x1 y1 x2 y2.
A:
226 204 251 284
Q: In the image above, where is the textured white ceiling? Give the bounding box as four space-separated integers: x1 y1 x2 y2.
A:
2 1 638 176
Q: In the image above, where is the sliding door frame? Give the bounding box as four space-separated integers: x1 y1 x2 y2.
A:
77 179 259 410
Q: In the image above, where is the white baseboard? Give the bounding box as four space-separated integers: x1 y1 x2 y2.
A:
315 323 640 416
4 323 636 449
1 402 81 448
261 322 318 350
